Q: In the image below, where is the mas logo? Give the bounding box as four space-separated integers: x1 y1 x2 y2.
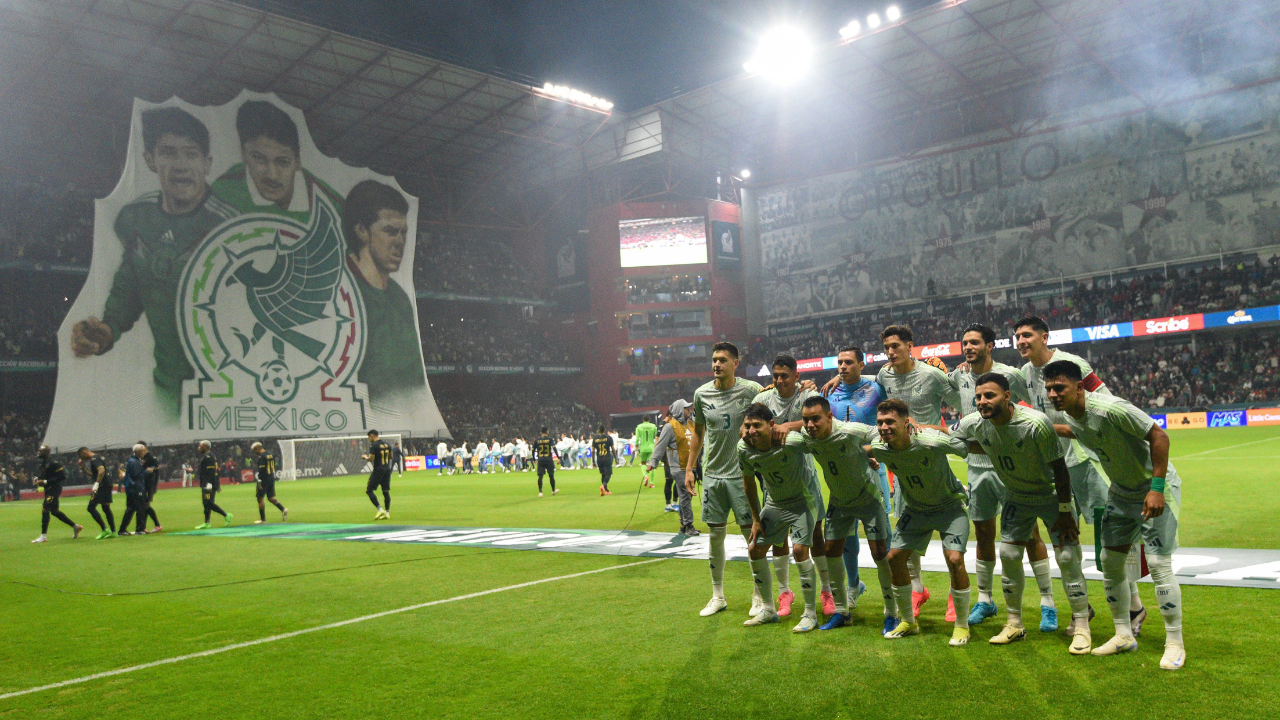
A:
177 194 368 435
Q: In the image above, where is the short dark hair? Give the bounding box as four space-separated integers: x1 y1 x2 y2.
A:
802 396 831 413
962 323 996 345
142 107 210 155
1043 360 1083 382
975 372 1010 391
877 398 910 417
744 402 774 423
1014 315 1050 335
712 341 739 359
236 100 300 156
541 426 548 433
344 180 409 253
598 423 606 433
772 354 798 373
837 345 864 363
77 446 89 454
881 325 913 344
368 429 380 437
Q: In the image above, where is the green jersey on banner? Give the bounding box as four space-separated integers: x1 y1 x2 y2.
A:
211 164 344 223
349 261 426 402
101 190 239 416
693 377 764 479
869 429 968 512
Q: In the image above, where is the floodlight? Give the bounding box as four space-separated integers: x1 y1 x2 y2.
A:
740 169 751 179
743 26 816 83
839 20 861 39
886 6 902 22
867 13 882 29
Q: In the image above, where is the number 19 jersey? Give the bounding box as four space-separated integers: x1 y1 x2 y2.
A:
868 430 968 512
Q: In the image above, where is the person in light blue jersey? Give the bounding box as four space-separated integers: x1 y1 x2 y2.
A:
822 345 888 610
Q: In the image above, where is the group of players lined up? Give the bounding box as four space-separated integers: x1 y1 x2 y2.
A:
685 315 1185 670
432 432 646 476
31 438 290 541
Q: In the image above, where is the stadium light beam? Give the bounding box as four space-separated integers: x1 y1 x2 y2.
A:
539 82 614 111
886 6 902 22
867 13 881 29
839 20 861 39
743 26 815 84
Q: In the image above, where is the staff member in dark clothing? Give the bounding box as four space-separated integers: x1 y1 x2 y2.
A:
78 447 117 539
392 443 405 477
591 425 615 496
533 427 557 497
32 446 83 543
251 442 288 523
362 430 393 520
195 440 232 529
117 445 151 536
138 440 163 533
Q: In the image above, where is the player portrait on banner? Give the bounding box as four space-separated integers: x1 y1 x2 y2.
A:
47 92 447 450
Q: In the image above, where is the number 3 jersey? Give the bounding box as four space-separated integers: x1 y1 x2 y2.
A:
955 405 1064 504
737 432 823 512
693 377 763 479
868 430 968 512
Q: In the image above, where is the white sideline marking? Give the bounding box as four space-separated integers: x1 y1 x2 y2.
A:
1175 436 1279 457
0 557 666 701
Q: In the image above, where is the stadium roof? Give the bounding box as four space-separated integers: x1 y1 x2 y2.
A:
1 0 1275 227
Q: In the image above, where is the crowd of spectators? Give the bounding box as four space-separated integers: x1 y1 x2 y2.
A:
434 390 603 447
420 307 576 366
625 274 710 305
0 178 94 265
414 232 539 299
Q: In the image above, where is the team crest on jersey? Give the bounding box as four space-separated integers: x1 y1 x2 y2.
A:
177 193 368 433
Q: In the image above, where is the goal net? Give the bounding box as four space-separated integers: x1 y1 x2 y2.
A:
278 434 402 481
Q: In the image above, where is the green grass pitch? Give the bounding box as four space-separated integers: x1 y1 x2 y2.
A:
3 426 1278 718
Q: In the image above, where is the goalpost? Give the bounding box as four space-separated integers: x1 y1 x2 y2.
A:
278 433 402 481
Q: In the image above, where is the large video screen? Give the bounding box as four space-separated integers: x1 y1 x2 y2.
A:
619 216 708 268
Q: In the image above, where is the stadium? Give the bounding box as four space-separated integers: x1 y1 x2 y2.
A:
2 0 1279 716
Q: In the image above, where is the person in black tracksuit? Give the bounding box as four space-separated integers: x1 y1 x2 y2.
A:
591 425 615 496
78 447 116 538
196 441 231 528
533 427 557 497
363 430 393 519
138 441 162 532
32 446 83 543
118 446 150 536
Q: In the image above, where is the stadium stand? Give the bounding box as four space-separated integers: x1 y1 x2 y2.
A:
0 179 94 264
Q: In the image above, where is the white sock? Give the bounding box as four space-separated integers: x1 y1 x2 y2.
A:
709 525 727 599
952 586 971 629
1149 554 1183 646
1101 548 1132 637
773 553 790 593
892 584 914 626
908 554 924 593
813 554 832 593
1127 546 1145 611
798 558 817 616
877 557 896 617
1054 544 1090 620
1000 543 1026 624
749 558 775 612
742 527 762 604
976 559 997 604
1031 557 1056 608
829 555 848 613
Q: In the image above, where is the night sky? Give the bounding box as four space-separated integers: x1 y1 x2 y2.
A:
250 0 898 111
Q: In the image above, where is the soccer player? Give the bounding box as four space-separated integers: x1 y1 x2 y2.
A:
592 425 615 495
362 430 393 520
798 397 896 632
1016 316 1140 630
251 442 288 524
78 447 117 539
647 400 699 535
195 441 231 529
437 440 450 475
1043 361 1186 669
869 400 973 645
138 441 162 533
875 325 960 618
687 341 765 617
738 403 826 632
118 445 150 536
533 428 557 497
954 373 1093 653
950 325 1058 632
70 107 238 416
31 446 83 543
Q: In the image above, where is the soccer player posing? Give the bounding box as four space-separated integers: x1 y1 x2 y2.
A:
251 442 288 524
363 430 393 520
953 373 1093 653
32 446 83 543
688 341 764 617
79 447 117 538
739 403 827 632
591 425 615 496
195 441 231 529
1043 361 1186 670
533 428 558 497
797 397 895 632
869 400 973 645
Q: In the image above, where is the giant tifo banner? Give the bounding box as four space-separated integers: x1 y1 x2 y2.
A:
44 92 448 450
755 76 1280 322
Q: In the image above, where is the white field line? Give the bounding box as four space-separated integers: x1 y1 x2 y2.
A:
1174 436 1280 458
0 557 666 701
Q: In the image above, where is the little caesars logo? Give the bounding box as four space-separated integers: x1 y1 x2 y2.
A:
177 195 368 435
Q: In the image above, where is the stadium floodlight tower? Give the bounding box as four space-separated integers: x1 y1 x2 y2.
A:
743 25 815 84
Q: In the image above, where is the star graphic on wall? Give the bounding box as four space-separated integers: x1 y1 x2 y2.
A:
1131 182 1179 226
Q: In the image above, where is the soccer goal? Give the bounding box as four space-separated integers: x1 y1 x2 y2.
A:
278 433 402 481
